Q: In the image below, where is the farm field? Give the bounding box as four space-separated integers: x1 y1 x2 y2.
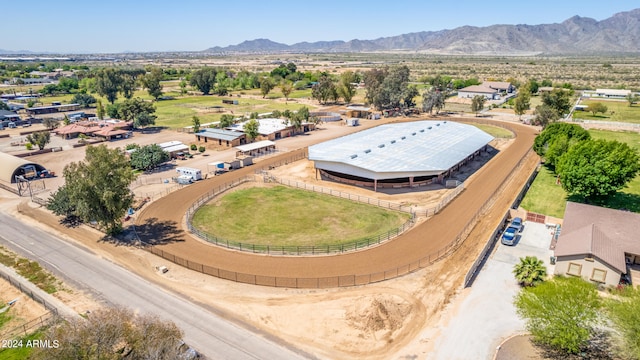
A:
191 185 411 247
520 129 640 217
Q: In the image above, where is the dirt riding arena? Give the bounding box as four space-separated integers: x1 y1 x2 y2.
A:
135 118 539 288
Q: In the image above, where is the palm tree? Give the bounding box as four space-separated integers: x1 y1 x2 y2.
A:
513 256 547 287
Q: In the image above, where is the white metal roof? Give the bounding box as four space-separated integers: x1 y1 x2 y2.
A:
229 118 287 135
235 140 276 152
164 144 189 153
158 140 183 149
595 89 631 96
308 121 493 179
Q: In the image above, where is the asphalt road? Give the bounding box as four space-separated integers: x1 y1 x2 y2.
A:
0 212 311 360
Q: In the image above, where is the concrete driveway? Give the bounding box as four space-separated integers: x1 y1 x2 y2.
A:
427 221 555 360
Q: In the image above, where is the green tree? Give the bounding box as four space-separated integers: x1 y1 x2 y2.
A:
280 80 293 102
119 97 156 123
198 146 205 153
141 67 164 100
533 123 590 167
31 306 185 360
134 112 157 128
542 88 574 118
219 114 235 128
46 186 77 221
95 68 123 104
59 144 135 234
587 102 608 116
243 118 260 142
96 99 105 120
42 118 60 130
71 93 97 108
130 144 170 171
190 67 217 95
106 103 120 119
25 131 51 150
606 287 640 360
532 104 559 127
515 277 601 354
556 139 640 200
0 101 9 111
363 67 388 110
513 89 531 119
179 78 188 95
380 65 411 109
57 77 79 93
422 88 446 115
260 77 275 98
626 93 639 107
337 70 357 104
513 256 547 287
471 95 486 116
403 84 419 108
119 68 145 99
192 116 201 133
311 74 338 104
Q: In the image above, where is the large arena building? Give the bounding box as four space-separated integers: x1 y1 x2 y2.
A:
308 121 494 190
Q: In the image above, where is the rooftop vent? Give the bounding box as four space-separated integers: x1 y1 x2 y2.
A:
428 126 432 129
350 154 358 159
420 129 425 132
390 140 396 144
364 149 371 154
436 123 440 126
401 136 406 140
378 144 385 148
412 132 416 136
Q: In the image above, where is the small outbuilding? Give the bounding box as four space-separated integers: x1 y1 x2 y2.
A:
0 152 47 183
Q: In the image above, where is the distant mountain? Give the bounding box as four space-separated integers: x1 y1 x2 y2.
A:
204 9 640 55
0 49 36 55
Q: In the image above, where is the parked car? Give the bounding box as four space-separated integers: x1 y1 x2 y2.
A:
501 226 519 246
510 217 524 232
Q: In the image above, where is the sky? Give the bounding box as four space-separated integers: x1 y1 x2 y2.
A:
2 1 638 54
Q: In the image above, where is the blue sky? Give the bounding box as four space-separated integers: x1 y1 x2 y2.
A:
2 1 637 53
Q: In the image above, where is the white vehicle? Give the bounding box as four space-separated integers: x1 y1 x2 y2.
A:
176 167 202 181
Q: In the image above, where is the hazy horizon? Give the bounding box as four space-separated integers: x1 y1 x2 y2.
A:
2 1 637 54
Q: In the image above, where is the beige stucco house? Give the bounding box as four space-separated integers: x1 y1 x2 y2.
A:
554 202 640 287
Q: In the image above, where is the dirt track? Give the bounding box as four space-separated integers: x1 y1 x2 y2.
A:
135 118 538 287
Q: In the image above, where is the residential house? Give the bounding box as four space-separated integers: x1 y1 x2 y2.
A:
554 202 640 287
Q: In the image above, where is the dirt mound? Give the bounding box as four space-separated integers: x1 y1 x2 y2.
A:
346 295 412 340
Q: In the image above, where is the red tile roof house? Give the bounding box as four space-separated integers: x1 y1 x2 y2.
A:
53 120 132 140
554 202 640 287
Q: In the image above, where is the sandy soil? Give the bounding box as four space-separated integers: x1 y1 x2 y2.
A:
0 278 48 338
1 116 542 359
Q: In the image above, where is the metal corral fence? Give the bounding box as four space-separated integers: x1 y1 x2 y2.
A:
264 175 464 219
463 151 539 288
571 119 640 131
146 151 534 288
0 269 59 339
184 175 416 255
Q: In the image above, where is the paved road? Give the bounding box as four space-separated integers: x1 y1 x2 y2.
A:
0 212 311 360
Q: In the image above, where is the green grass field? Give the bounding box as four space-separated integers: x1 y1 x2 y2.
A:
520 129 640 218
471 124 514 138
192 186 411 247
573 99 640 123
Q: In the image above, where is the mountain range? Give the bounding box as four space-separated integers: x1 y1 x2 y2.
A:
205 9 640 55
